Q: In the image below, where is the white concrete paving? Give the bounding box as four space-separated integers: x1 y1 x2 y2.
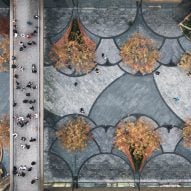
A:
44 65 124 117
11 0 41 191
154 65 191 121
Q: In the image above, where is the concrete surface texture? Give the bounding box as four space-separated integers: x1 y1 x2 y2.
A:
11 0 40 191
44 0 191 188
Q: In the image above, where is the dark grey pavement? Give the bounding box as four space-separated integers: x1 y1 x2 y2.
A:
89 74 182 127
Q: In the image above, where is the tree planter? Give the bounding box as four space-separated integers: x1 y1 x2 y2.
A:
120 33 160 75
49 18 96 75
114 118 160 172
56 116 92 152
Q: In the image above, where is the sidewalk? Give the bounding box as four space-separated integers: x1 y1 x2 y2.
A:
11 0 40 191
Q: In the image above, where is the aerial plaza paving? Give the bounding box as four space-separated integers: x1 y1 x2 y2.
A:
1 0 191 191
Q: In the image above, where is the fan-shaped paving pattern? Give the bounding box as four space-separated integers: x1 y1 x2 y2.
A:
140 154 191 183
44 152 73 183
89 74 182 127
78 154 134 183
156 127 182 152
78 0 137 38
91 126 115 153
158 39 184 65
142 3 182 38
44 8 73 37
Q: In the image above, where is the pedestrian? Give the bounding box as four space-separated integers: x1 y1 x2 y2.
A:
187 71 191 76
11 64 17 68
26 113 32 119
19 47 24 51
173 97 180 102
13 102 17 107
30 106 34 111
31 179 36 184
13 166 17 175
27 21 33 25
22 165 27 171
32 64 37 73
33 85 37 89
29 100 36 104
21 144 25 149
12 133 18 138
20 34 25 38
102 53 108 60
95 68 100 74
21 137 26 141
29 137 36 142
27 41 32 45
27 167 32 171
80 108 85 114
23 99 28 103
13 29 18 37
16 85 21 90
26 34 32 38
20 172 26 177
31 161 36 166
18 116 24 121
26 82 32 88
19 66 24 72
155 71 160 75
14 74 19 79
25 144 30 149
19 166 23 171
34 15 39 19
24 120 30 126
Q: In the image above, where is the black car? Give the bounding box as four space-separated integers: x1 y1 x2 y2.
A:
32 64 37 73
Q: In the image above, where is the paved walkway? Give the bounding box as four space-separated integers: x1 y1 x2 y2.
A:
10 0 42 191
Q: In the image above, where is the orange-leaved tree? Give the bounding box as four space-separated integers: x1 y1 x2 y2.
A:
120 33 160 74
0 115 9 162
114 118 160 172
49 18 96 74
183 119 191 148
56 117 92 152
178 52 191 74
0 15 9 72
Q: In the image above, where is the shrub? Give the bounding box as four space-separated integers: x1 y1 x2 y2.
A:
56 117 92 152
183 120 191 148
120 33 159 74
114 118 160 171
49 19 96 74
